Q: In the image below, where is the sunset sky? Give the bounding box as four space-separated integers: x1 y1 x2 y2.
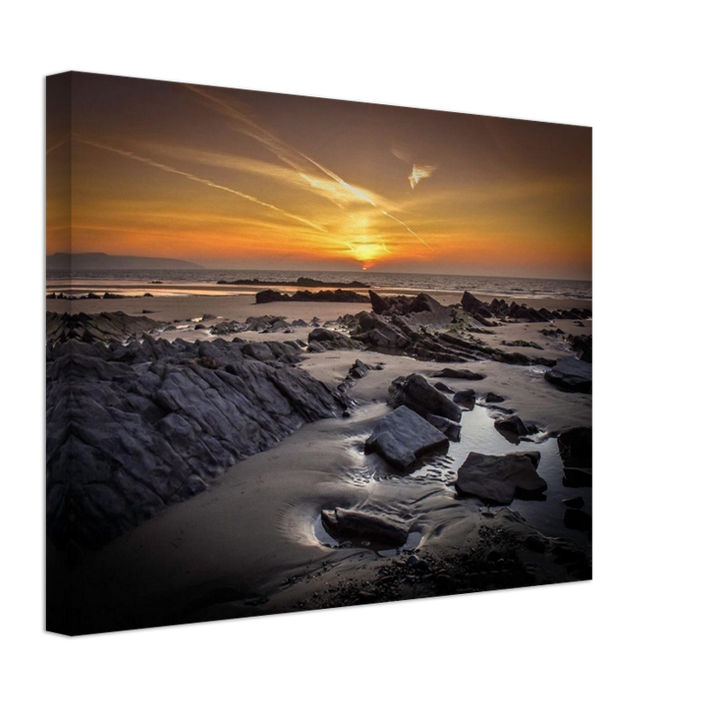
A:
47 72 592 280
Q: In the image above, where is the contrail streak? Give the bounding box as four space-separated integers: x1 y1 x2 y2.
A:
186 85 433 250
381 211 433 250
46 136 70 155
73 134 327 233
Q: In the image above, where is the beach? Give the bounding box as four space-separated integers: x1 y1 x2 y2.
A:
46 279 592 634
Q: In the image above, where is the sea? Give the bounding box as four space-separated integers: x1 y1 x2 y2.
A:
46 269 592 301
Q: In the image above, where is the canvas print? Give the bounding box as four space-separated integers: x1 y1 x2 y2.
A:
46 72 592 635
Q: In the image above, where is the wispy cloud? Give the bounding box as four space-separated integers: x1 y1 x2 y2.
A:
409 164 437 190
73 134 328 234
186 84 433 251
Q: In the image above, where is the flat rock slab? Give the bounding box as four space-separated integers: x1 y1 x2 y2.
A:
365 405 448 469
545 357 592 393
321 508 409 547
456 451 546 505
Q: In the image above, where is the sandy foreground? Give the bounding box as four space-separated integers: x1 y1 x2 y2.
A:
47 292 592 633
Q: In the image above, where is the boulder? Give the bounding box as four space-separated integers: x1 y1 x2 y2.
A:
434 381 455 394
365 405 448 469
455 451 546 505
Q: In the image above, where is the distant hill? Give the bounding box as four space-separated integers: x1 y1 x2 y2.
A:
47 252 204 270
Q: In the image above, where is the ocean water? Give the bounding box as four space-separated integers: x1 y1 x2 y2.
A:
47 269 591 300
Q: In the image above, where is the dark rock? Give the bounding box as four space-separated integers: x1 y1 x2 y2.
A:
485 392 505 403
566 334 592 362
563 467 593 488
307 328 357 351
558 427 592 468
452 389 477 409
562 497 585 509
321 508 408 547
455 451 546 505
545 357 592 393
432 368 486 380
365 405 448 469
388 373 462 422
434 382 455 394
426 414 462 442
564 508 592 532
46 325 347 549
494 415 530 437
502 339 543 350
256 288 368 304
525 535 546 553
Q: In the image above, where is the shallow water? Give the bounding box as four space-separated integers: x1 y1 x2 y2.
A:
313 402 591 553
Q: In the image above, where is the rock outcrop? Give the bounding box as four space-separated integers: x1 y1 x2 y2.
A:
46 324 347 549
256 289 369 304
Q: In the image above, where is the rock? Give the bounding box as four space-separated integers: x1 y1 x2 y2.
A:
256 288 368 304
45 325 347 549
321 508 408 547
455 451 546 505
452 389 477 409
563 467 593 487
426 414 462 442
562 497 585 509
545 357 592 393
558 427 592 467
365 405 448 469
564 508 592 532
307 328 357 351
388 373 462 422
566 333 592 362
434 382 455 394
558 427 592 486
431 368 486 380
485 392 505 403
46 311 162 344
494 415 530 437
502 339 543 350
525 535 546 553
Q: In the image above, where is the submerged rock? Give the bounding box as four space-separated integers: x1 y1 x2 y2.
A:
365 405 448 469
455 451 546 505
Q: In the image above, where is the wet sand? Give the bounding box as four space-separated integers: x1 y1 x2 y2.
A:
47 292 592 633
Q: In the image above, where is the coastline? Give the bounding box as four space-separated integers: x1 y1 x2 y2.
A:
46 288 592 634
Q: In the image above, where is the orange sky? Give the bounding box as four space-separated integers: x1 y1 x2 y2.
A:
47 73 592 280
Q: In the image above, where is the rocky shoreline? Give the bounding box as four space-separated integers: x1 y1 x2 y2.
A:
47 290 592 634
